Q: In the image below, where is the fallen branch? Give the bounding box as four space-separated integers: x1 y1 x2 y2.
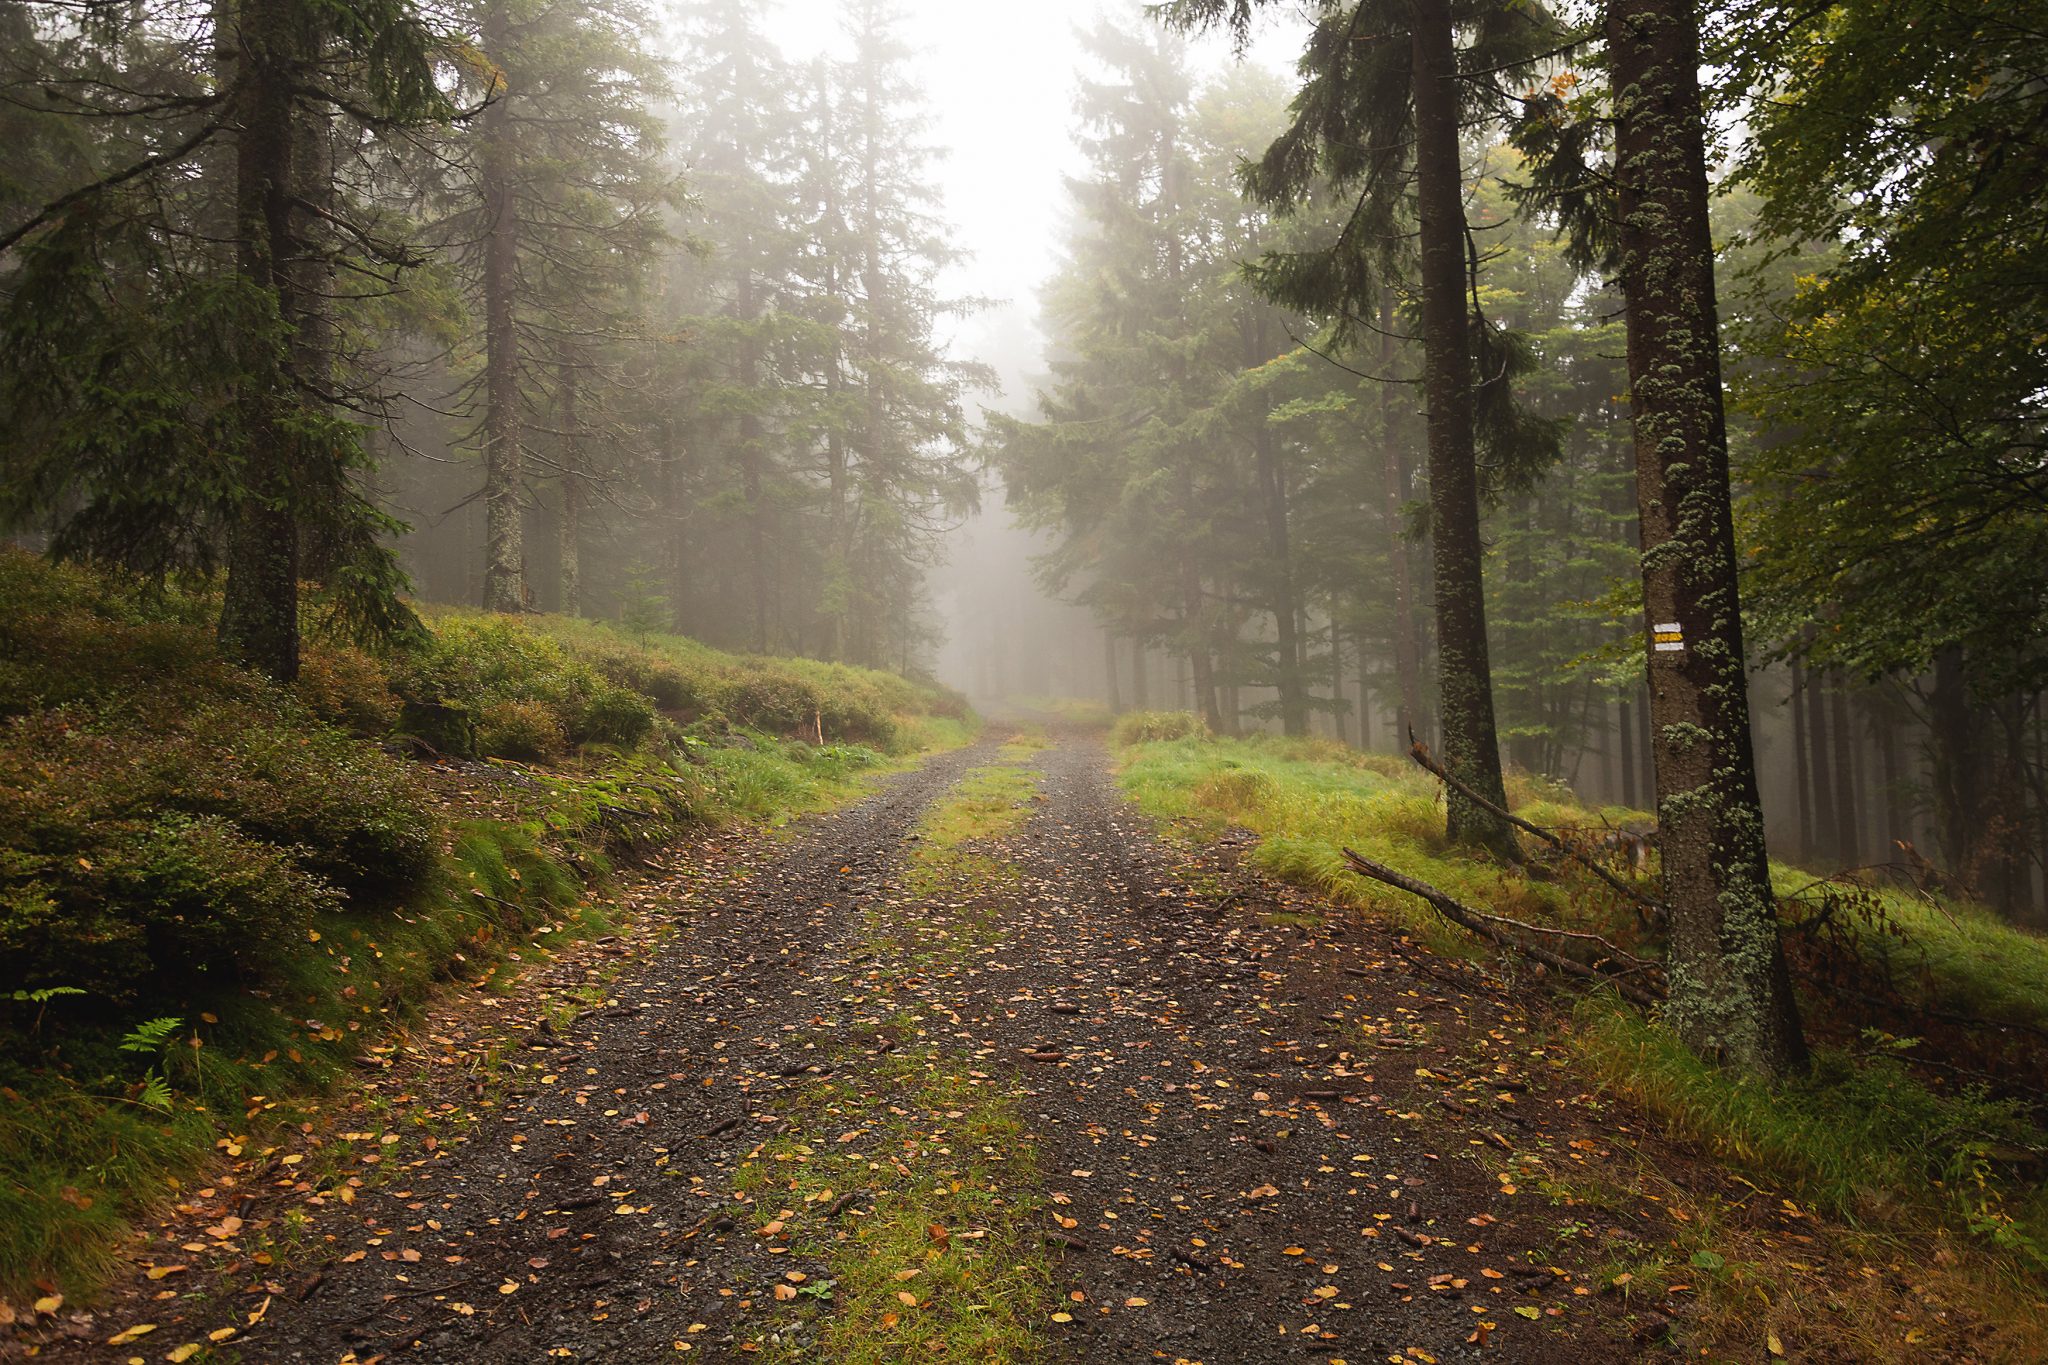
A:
1407 734 1667 927
1340 848 1665 1009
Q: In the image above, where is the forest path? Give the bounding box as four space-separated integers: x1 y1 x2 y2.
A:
61 732 1657 1364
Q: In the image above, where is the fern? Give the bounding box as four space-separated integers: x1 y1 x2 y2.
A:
6 986 87 1005
119 1015 183 1053
135 1072 174 1112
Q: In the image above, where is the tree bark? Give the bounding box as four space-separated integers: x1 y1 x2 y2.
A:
479 0 527 613
1131 639 1149 709
219 0 304 681
1609 0 1805 1073
1409 0 1515 855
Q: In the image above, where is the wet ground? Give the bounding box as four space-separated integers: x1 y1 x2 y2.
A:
37 733 1676 1363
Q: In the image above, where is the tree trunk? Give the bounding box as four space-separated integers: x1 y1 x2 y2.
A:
479 0 526 614
1409 1 1515 856
1802 655 1835 861
1331 621 1349 745
1828 674 1860 866
1103 629 1122 713
289 79 341 584
219 0 304 681
1609 0 1805 1074
1790 660 1813 860
735 265 768 653
1875 694 1904 858
1131 639 1149 709
558 358 582 617
1617 695 1638 809
1250 315 1307 736
1380 288 1425 750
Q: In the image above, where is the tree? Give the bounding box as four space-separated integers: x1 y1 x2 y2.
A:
0 0 449 679
1516 0 1806 1072
450 0 669 615
1166 0 1561 854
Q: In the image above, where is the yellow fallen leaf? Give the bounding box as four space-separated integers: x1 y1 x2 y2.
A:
772 1284 797 1301
168 1345 203 1363
1767 1330 1785 1356
895 1291 918 1307
107 1324 156 1346
1051 1312 1073 1324
1125 1296 1149 1307
209 1327 237 1343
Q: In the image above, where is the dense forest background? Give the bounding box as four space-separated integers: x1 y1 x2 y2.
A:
3 0 2043 926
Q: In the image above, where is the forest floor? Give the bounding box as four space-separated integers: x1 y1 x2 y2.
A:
11 731 2004 1363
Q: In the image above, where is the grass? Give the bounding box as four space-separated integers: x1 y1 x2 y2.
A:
734 748 1054 1361
1111 717 2048 1336
0 548 973 1302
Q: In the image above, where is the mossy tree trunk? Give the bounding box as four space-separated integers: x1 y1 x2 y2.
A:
1609 0 1805 1075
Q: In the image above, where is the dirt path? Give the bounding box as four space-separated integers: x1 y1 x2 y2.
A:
49 734 1666 1364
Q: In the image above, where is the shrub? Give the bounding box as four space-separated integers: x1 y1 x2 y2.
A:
296 644 400 737
478 699 567 763
572 684 655 749
1113 710 1211 745
0 813 341 1003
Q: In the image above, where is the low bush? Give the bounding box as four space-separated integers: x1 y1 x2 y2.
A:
478 698 567 763
0 812 340 1003
296 643 401 737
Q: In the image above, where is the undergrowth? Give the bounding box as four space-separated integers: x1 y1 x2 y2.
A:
0 549 972 1301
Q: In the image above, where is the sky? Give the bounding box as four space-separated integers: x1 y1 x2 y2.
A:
759 0 1309 407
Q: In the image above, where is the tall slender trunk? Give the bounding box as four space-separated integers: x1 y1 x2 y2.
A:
558 358 582 616
479 0 526 613
1103 629 1122 713
1379 289 1425 748
1181 576 1221 732
219 0 304 680
1249 310 1307 735
1410 1 1514 854
1828 675 1860 866
734 265 768 652
1618 695 1638 809
1331 622 1349 745
1131 640 1149 709
1790 660 1813 859
1802 658 1835 861
1875 695 1904 858
1358 645 1375 750
1610 0 1804 1073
